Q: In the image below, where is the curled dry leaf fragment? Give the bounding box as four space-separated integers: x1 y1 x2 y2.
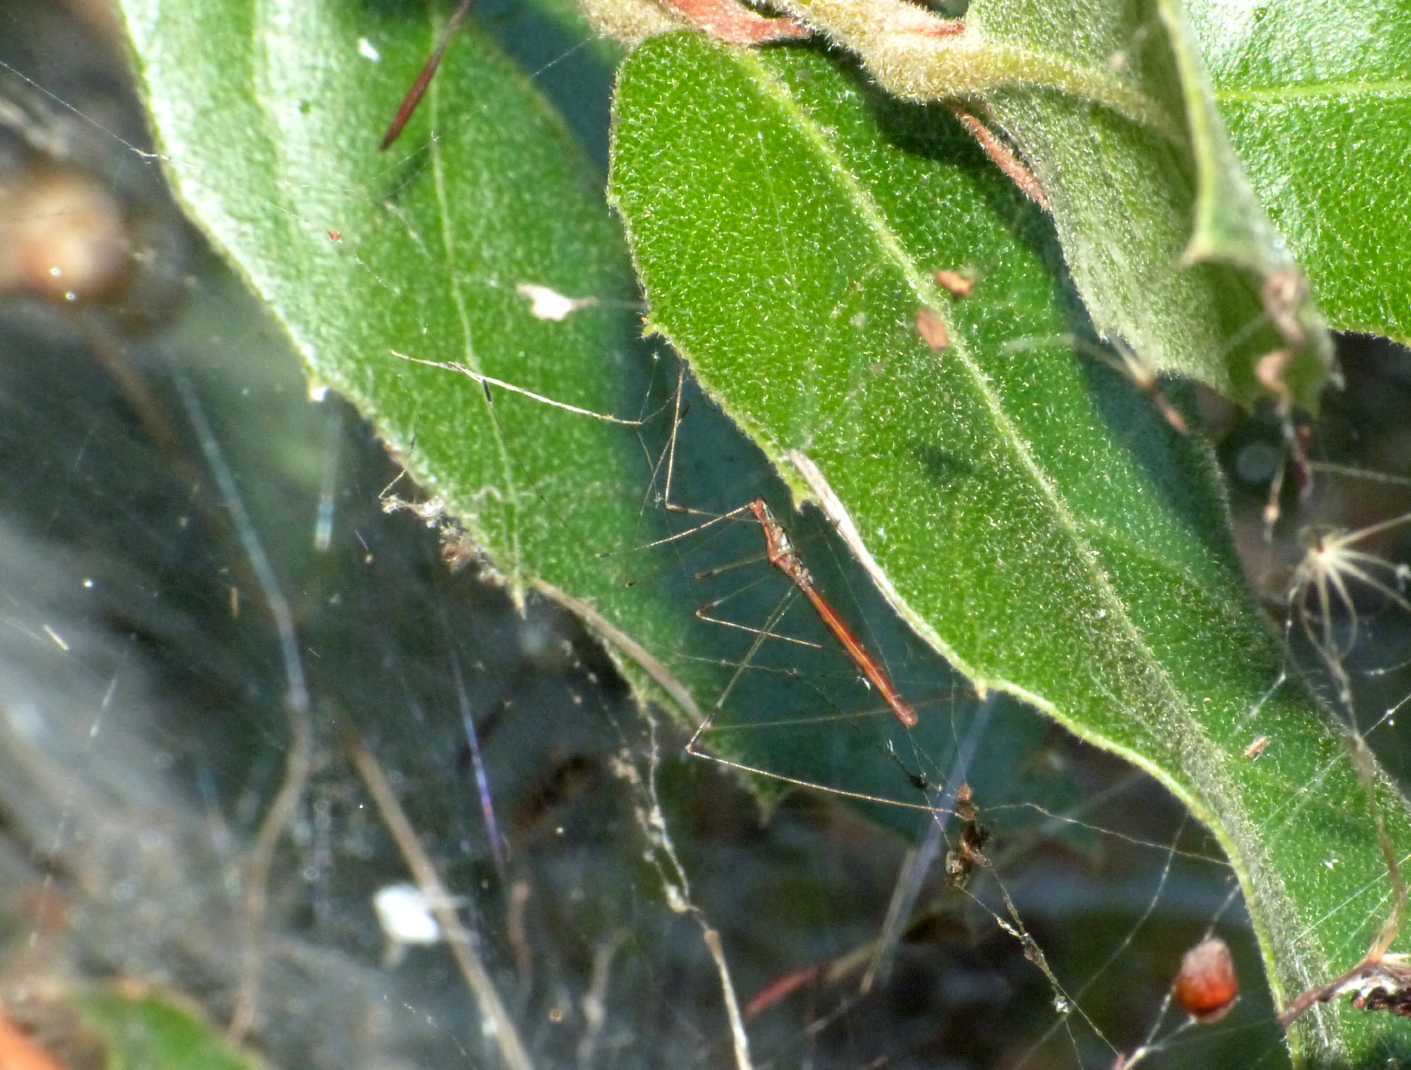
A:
934 269 974 298
1279 954 1411 1027
916 306 950 351
1174 937 1239 1023
1243 735 1270 760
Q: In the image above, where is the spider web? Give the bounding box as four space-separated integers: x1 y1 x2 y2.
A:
1 3 1410 1069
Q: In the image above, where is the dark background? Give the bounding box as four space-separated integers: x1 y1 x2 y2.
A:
1 2 1409 1067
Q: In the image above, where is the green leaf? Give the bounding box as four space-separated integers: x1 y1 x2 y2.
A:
1159 0 1285 275
609 33 1411 1064
963 0 1334 409
114 0 980 830
114 3 653 615
1187 0 1411 344
767 0 1335 407
116 0 1411 1061
1155 0 1331 407
75 988 257 1070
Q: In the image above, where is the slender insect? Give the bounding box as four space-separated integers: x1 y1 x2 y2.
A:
637 367 921 729
748 498 919 727
398 352 941 808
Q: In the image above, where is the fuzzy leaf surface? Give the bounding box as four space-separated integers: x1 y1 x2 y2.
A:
964 0 1334 409
1188 0 1411 343
610 34 1411 1063
115 1 683 667
115 0 1046 855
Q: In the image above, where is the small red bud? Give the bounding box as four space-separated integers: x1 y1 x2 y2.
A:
1174 937 1239 1024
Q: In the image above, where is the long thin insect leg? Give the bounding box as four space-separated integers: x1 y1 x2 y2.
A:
660 363 721 523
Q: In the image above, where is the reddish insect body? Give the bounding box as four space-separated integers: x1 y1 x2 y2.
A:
748 499 919 728
379 0 474 150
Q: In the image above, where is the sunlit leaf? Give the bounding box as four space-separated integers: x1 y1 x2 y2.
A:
116 0 1411 1061
963 0 1333 410
115 2 659 628
609 34 1411 1063
1188 0 1411 343
115 0 1037 836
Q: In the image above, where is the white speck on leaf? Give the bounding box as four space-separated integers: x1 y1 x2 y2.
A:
517 283 597 322
357 37 381 62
